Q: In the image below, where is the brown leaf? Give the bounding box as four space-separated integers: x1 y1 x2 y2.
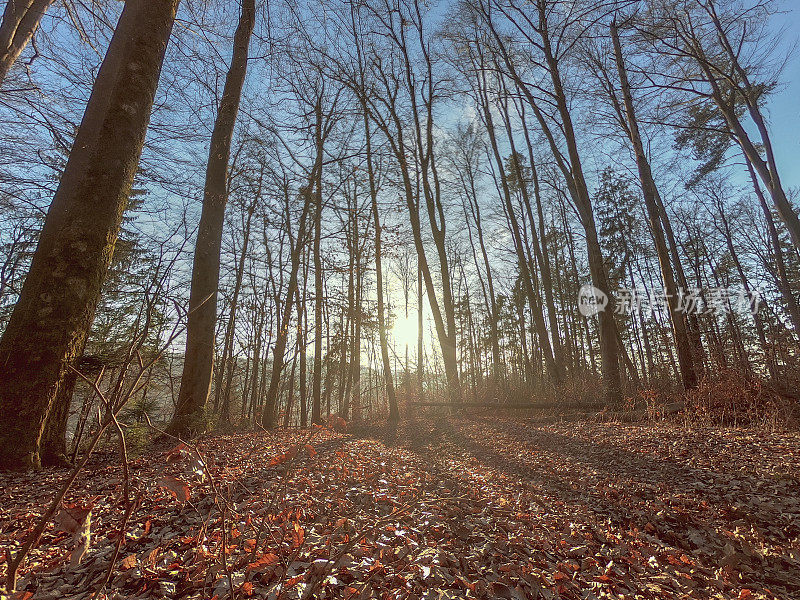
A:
157 475 191 502
247 553 279 571
54 502 92 534
291 522 305 549
268 445 299 467
164 443 187 463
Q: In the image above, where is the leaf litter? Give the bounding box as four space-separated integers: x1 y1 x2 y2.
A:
1 416 798 599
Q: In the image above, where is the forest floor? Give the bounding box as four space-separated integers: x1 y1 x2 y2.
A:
1 415 799 600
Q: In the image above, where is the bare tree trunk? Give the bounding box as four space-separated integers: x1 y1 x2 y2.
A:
351 204 363 422
219 203 255 425
283 344 298 428
240 348 251 420
322 332 335 420
298 276 308 427
717 203 773 376
519 109 563 371
247 301 265 424
417 255 424 400
169 0 255 437
0 0 55 86
311 152 324 425
744 157 800 342
610 21 698 390
461 172 501 389
337 297 350 417
363 114 399 421
654 189 706 374
0 0 179 471
495 89 560 382
360 0 460 407
482 0 621 403
261 215 307 428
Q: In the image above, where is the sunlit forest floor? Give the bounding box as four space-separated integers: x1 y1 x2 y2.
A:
2 416 799 600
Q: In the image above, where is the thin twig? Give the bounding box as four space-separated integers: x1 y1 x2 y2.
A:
90 492 142 600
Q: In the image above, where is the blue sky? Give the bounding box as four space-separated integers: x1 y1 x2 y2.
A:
766 6 800 190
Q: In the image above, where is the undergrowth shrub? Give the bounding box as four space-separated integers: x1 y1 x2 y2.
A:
680 369 798 430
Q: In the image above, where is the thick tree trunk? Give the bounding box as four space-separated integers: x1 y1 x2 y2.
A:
0 0 55 86
169 0 255 437
40 369 76 467
0 0 179 471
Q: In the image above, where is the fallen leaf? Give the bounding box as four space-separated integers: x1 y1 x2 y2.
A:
157 476 191 502
54 502 92 534
247 553 279 571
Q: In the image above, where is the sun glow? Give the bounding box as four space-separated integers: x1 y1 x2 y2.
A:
390 314 419 350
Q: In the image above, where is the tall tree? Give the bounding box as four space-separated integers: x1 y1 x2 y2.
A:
311 121 325 425
366 120 399 421
608 19 698 389
361 0 462 407
476 0 622 402
219 201 257 426
349 0 400 421
168 0 256 437
0 0 180 470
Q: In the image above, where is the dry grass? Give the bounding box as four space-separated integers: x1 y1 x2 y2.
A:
677 369 798 430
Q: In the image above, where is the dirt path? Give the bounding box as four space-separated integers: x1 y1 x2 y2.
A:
2 418 798 599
